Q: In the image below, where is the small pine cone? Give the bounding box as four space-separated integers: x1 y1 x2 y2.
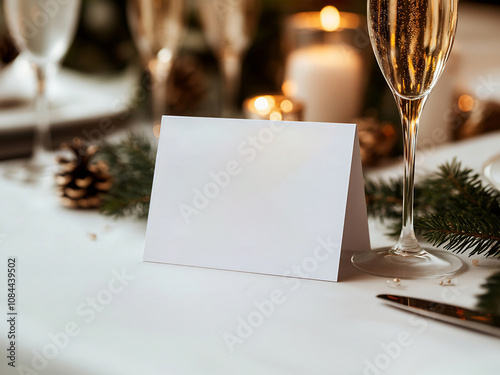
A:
55 139 112 209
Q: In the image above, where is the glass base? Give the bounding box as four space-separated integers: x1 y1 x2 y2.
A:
3 152 55 185
351 247 464 279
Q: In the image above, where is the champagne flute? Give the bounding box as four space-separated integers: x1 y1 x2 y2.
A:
197 0 258 117
4 0 80 182
351 0 463 278
127 0 184 131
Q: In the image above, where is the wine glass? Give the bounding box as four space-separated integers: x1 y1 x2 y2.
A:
197 0 259 117
4 0 81 182
351 0 463 278
127 0 184 131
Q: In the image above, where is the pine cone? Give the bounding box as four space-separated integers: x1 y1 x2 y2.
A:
56 139 112 209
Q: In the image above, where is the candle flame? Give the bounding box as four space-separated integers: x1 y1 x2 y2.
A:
320 6 340 32
254 97 269 111
458 94 475 112
254 96 276 114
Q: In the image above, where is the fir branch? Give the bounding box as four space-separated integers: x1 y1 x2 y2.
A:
364 177 403 222
95 133 156 219
477 270 500 316
417 212 500 257
419 159 500 216
365 159 500 257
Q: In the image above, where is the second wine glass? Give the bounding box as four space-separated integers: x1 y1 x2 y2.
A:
351 0 463 278
197 0 258 117
4 0 81 182
127 0 184 131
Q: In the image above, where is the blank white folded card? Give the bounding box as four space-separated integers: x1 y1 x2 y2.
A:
144 116 370 282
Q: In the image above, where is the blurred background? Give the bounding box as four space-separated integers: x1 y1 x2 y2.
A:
0 0 499 167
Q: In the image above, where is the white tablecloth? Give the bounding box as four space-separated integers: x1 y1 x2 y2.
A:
1 131 500 375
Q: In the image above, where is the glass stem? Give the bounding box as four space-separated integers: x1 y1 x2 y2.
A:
221 50 241 118
150 58 173 129
394 95 428 255
31 63 51 164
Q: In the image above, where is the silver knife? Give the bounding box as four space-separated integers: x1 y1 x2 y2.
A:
377 294 500 338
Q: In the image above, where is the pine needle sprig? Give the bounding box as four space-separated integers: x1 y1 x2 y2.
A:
364 177 404 222
417 212 500 257
95 133 156 219
419 159 500 216
365 159 500 257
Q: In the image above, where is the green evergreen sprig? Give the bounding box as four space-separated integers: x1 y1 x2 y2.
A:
417 212 500 257
95 133 156 219
364 177 404 221
419 160 500 217
366 159 500 257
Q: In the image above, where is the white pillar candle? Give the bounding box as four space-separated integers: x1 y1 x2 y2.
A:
284 43 365 123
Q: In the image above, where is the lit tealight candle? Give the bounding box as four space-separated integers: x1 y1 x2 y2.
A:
282 6 362 52
243 94 303 121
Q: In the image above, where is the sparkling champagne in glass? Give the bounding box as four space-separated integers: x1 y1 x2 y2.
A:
351 0 463 278
4 0 80 181
127 0 184 131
